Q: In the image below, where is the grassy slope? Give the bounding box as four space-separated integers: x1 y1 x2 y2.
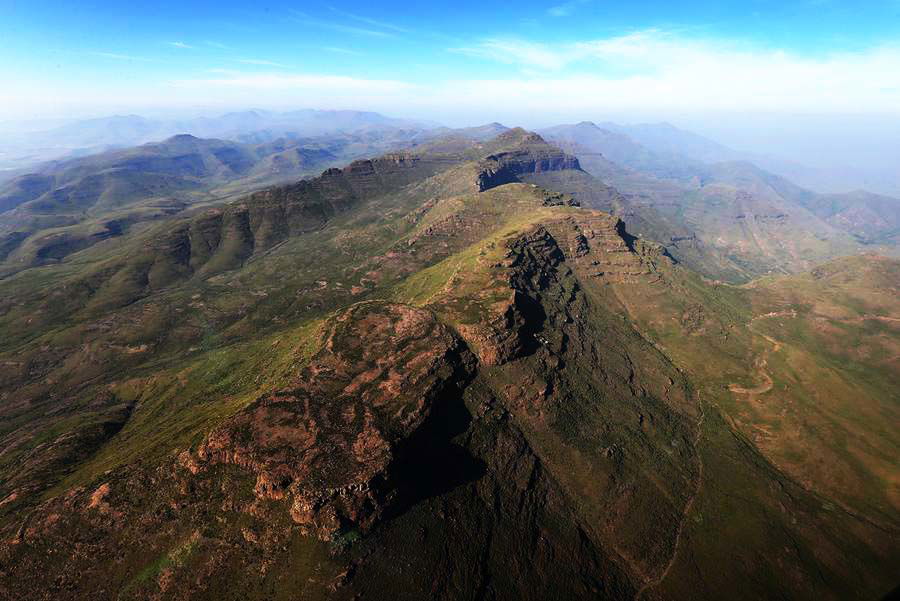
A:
602 253 899 598
0 132 423 275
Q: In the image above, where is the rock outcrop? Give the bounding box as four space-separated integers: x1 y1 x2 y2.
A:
195 301 475 540
453 210 669 367
550 213 668 285
475 133 582 192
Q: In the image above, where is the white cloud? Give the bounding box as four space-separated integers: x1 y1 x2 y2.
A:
7 30 900 120
90 52 155 62
237 59 289 67
548 0 591 17
449 30 900 113
161 31 900 116
289 11 396 38
168 41 193 49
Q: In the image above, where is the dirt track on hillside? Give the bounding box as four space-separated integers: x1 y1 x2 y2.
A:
728 311 793 396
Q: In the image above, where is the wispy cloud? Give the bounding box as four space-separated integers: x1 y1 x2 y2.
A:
22 28 900 121
237 58 289 67
447 30 900 113
326 7 409 33
167 41 194 49
205 41 231 50
290 10 396 38
548 0 591 17
451 38 570 71
323 46 364 56
171 72 412 92
453 30 723 71
90 51 155 62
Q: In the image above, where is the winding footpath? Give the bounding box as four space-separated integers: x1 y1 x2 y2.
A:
634 393 706 600
728 311 793 397
631 311 801 598
636 311 791 597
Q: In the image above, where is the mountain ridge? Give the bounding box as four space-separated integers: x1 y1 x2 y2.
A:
540 122 899 280
0 127 896 600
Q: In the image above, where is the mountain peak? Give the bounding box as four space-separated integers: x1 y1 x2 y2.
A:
493 127 546 145
159 133 204 148
476 132 581 191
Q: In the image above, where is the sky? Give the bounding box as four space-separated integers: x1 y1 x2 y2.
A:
1 0 900 164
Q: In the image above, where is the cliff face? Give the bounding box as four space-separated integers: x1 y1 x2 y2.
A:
195 302 476 541
476 134 583 192
147 153 440 282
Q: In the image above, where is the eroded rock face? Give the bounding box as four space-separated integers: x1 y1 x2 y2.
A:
476 139 582 192
147 154 434 279
195 302 475 540
453 212 671 367
549 214 669 285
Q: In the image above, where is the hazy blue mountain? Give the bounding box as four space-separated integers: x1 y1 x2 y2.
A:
540 121 705 180
0 109 441 173
594 120 900 197
540 121 899 274
597 121 745 164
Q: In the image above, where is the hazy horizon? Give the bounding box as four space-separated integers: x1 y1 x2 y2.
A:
4 1 900 178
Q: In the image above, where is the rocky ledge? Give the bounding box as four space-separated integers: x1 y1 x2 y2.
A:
476 134 582 192
193 301 476 540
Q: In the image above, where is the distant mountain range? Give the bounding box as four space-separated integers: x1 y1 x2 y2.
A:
2 116 898 282
0 109 436 176
543 119 900 198
0 127 441 273
15 109 433 146
539 121 900 276
3 109 898 197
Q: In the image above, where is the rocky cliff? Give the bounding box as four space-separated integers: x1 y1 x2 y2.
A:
476 132 582 192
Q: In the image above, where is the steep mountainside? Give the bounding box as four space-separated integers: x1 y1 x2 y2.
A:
799 190 900 245
1 135 263 215
0 130 896 600
0 125 548 276
540 122 706 181
0 135 342 272
542 122 899 281
0 127 464 275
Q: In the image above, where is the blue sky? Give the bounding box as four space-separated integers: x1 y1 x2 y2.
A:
2 0 900 123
